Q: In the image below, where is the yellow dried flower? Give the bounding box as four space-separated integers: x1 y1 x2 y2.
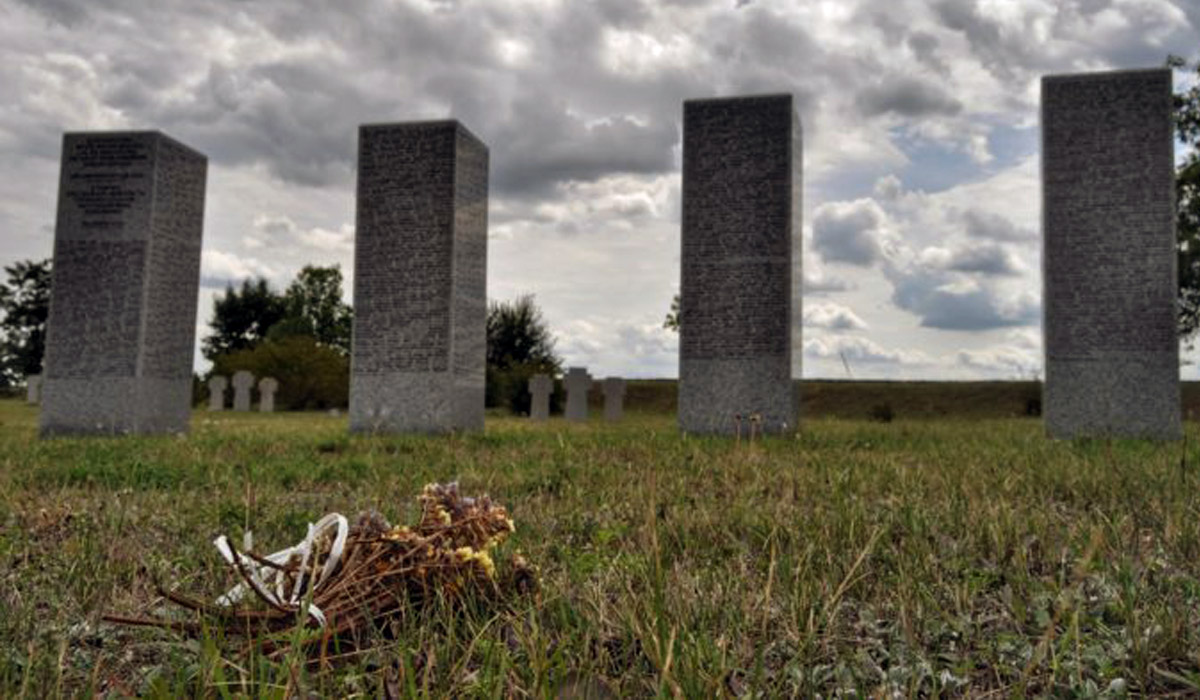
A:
475 550 496 579
384 525 411 540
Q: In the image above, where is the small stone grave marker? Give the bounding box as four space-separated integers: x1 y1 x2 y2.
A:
26 374 42 405
207 376 227 411
563 367 592 423
528 373 553 421
602 377 626 422
258 377 279 413
231 370 254 412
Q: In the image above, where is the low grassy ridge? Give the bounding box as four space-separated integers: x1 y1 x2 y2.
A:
2 395 1200 696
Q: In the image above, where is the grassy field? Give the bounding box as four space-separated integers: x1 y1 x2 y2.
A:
3 397 1200 697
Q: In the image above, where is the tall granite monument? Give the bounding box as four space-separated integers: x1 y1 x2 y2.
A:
1042 69 1179 439
679 94 801 435
40 131 206 436
350 120 488 433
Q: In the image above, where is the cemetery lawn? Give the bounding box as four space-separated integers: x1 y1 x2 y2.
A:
2 399 1200 697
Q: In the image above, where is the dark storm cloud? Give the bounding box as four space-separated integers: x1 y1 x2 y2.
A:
934 0 1197 86
7 0 1192 251
804 271 854 295
488 96 678 197
0 0 893 209
7 0 688 196
886 262 1038 331
962 209 1036 242
857 77 963 118
812 200 888 267
932 0 1041 83
933 243 1025 277
906 31 948 75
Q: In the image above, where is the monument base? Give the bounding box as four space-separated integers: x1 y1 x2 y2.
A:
1045 354 1180 440
679 358 797 435
349 372 483 434
39 376 192 436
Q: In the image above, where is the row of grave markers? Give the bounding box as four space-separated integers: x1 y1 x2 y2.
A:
207 372 279 412
25 372 281 413
25 368 629 421
25 368 627 420
29 67 1180 439
527 369 626 422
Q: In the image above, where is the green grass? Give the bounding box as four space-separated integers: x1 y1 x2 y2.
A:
2 398 1200 696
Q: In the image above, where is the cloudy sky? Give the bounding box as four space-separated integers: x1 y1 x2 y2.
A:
1 0 1198 380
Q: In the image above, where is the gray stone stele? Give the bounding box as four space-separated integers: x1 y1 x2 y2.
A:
528 373 553 421
231 370 254 412
40 131 206 436
679 94 801 435
258 377 279 413
1042 68 1180 440
602 377 626 422
207 375 227 411
350 120 488 434
26 375 42 404
563 367 592 422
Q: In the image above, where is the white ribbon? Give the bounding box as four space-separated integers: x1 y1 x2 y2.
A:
212 512 349 627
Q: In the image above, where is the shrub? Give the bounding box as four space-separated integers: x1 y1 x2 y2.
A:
868 402 895 423
210 335 348 410
486 295 561 415
486 362 563 416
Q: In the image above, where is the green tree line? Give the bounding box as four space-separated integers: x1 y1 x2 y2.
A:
0 257 563 413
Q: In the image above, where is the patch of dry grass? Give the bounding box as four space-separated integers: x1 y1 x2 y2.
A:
2 400 1199 696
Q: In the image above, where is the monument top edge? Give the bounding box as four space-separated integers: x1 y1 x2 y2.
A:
61 130 206 160
360 119 485 143
684 92 794 106
1041 67 1171 83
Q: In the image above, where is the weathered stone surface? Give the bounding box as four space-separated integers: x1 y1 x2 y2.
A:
350 120 488 433
207 375 227 411
528 373 553 421
40 131 206 436
259 376 279 413
26 375 42 404
231 370 254 412
602 377 626 422
679 94 801 435
563 367 592 422
1042 69 1179 439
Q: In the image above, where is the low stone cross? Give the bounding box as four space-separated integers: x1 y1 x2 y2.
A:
258 377 279 413
231 370 255 412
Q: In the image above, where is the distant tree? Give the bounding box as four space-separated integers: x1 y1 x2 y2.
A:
663 293 680 333
0 259 52 387
1171 55 1200 340
486 294 562 414
202 278 287 361
269 265 353 355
